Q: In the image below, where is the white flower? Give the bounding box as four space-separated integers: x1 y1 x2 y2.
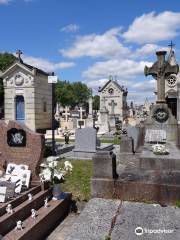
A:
40 168 51 181
64 161 73 171
48 161 58 168
152 143 169 155
40 163 48 168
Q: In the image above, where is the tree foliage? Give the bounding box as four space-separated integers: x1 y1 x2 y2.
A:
93 95 100 110
0 53 16 105
0 52 16 72
55 80 91 108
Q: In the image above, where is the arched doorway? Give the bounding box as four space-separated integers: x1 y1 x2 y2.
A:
15 95 25 123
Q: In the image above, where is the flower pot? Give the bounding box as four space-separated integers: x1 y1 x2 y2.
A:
52 183 62 200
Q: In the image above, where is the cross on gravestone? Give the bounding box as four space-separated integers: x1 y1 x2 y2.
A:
78 107 85 120
109 100 117 114
144 51 179 103
62 106 71 122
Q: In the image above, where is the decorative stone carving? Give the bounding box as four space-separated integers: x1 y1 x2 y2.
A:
166 75 177 88
15 74 24 86
153 107 169 123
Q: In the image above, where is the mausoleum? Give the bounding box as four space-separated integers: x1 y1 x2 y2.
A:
0 51 52 132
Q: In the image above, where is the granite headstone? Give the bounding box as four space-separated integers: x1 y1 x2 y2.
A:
74 127 97 153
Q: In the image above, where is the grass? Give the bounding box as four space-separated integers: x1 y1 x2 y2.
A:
58 159 92 201
100 137 120 145
175 200 180 208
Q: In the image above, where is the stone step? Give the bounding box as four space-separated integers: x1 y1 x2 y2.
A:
0 185 41 217
46 213 79 240
3 194 72 240
0 188 52 236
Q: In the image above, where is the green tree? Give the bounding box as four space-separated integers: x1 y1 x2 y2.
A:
55 81 91 108
0 53 16 106
93 95 100 110
0 52 16 72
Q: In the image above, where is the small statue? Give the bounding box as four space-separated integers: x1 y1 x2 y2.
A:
15 220 23 230
28 193 33 201
44 197 49 208
6 204 13 214
31 209 37 219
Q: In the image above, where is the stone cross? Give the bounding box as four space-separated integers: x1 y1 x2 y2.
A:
101 97 107 110
88 97 93 115
78 107 85 120
144 51 179 103
62 106 70 122
109 100 117 114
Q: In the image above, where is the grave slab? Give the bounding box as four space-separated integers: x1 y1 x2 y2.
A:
65 198 180 240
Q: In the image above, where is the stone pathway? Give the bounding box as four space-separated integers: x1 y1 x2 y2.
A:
46 213 80 240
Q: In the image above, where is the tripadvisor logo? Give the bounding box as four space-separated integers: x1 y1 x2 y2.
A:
135 227 143 236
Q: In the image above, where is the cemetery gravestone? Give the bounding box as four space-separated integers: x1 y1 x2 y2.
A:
74 127 97 153
0 186 6 203
0 120 45 181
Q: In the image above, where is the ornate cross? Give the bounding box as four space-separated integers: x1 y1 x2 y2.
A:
144 51 179 103
109 100 117 114
62 106 70 122
16 50 23 60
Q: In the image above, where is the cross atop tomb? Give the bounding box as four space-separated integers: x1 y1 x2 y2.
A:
78 107 85 120
16 50 23 61
168 41 175 52
62 106 70 122
109 100 117 114
144 51 179 103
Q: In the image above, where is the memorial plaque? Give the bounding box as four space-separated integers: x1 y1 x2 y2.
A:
7 128 26 147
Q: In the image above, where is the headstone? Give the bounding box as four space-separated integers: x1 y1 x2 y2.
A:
0 120 44 181
92 151 118 179
74 128 97 153
120 135 134 153
0 186 6 203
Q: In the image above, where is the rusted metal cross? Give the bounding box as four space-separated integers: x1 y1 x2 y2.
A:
144 51 179 103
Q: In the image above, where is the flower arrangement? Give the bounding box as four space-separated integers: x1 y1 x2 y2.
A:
152 143 169 155
39 157 73 185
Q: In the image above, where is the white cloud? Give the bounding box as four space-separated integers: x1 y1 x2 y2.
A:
60 24 80 33
83 59 152 79
60 27 129 58
22 55 75 72
123 11 180 44
0 0 11 4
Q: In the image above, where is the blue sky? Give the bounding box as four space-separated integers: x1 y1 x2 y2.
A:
0 0 180 103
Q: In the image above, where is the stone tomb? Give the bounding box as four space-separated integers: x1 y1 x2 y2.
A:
72 127 113 159
91 51 180 204
0 120 44 181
